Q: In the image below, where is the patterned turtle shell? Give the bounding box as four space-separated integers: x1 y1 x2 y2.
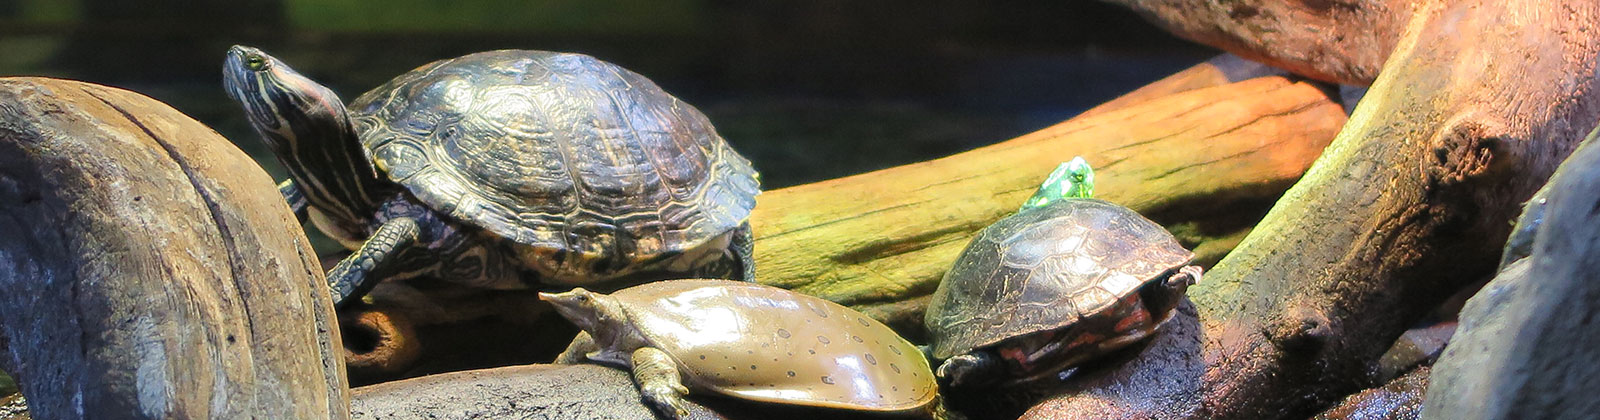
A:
348 50 759 281
925 198 1192 360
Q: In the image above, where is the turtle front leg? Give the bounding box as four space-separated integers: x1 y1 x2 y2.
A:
278 179 309 223
730 222 755 282
631 346 691 419
327 217 421 306
554 331 599 364
937 350 1003 388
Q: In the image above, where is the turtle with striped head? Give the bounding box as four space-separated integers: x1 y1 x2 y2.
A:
222 46 760 305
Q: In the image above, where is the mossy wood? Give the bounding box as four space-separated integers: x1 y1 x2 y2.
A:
0 78 349 419
1021 0 1600 418
749 72 1345 332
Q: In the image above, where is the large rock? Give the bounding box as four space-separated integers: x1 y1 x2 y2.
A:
0 78 348 419
1423 128 1600 419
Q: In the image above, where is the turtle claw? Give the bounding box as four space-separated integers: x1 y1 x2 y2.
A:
1174 265 1202 286
640 383 691 419
937 353 993 388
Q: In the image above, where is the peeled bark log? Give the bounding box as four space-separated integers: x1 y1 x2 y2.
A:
1423 128 1600 419
1099 0 1415 85
0 78 349 419
751 73 1345 336
1022 1 1600 419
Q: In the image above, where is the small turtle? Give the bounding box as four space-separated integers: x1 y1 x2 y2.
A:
924 159 1200 387
222 46 760 305
541 279 937 419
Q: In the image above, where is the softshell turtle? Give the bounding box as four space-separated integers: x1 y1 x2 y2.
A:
924 158 1201 387
222 46 761 306
541 279 937 419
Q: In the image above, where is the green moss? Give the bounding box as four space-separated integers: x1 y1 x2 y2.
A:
286 0 704 35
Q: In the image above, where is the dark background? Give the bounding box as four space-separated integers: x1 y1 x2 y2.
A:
0 0 1212 189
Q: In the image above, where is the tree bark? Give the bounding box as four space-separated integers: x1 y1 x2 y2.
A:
1020 1 1600 419
0 78 349 419
1097 0 1415 86
1423 127 1600 419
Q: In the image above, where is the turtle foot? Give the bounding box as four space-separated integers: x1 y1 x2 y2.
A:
640 382 691 420
938 352 999 388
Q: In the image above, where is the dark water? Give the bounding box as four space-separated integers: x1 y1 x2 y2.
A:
1 0 1211 188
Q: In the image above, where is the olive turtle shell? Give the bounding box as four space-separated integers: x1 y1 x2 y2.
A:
349 50 759 281
925 199 1192 360
610 279 936 412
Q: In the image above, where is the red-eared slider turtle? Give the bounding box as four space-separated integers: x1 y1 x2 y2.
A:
541 279 937 419
924 158 1200 387
222 46 760 306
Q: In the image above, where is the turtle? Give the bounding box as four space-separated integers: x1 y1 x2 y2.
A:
221 46 761 306
540 279 937 419
923 158 1201 387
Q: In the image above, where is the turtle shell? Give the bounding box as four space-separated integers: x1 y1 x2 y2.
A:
348 50 759 282
609 279 936 412
925 198 1192 360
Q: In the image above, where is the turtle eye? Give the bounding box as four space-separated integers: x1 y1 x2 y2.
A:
574 294 590 303
244 54 267 71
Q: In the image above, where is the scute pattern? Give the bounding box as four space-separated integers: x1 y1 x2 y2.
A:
613 280 937 412
926 199 1192 359
348 50 759 282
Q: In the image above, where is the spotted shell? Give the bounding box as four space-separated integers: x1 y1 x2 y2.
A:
609 279 936 412
348 50 759 283
924 199 1193 360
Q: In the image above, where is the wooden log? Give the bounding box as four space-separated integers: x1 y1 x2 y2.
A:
0 78 349 419
1097 0 1415 85
750 73 1346 335
1423 127 1600 419
1020 1 1600 418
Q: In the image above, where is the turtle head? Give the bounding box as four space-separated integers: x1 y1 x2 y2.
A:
540 288 627 335
223 45 388 234
1021 157 1094 211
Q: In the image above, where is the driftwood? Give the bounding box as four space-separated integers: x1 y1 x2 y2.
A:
0 78 349 419
1423 128 1600 419
1020 0 1600 419
749 63 1345 337
1099 0 1414 85
1375 322 1453 384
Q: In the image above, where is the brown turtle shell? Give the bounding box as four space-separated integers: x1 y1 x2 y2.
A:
924 198 1192 360
349 50 759 283
610 279 937 412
